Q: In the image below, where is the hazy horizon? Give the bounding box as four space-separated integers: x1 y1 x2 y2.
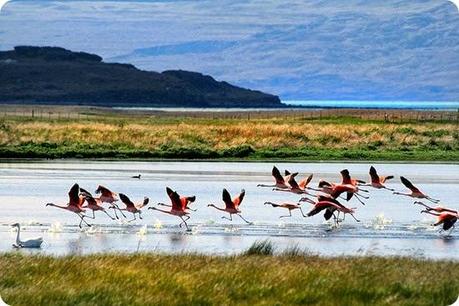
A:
1 0 458 102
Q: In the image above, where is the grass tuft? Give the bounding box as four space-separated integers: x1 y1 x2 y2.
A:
243 240 274 256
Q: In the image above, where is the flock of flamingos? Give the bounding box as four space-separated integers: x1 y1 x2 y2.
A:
39 166 458 235
11 165 458 248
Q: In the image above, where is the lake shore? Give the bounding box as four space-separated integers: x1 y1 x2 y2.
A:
0 105 457 161
1 249 458 305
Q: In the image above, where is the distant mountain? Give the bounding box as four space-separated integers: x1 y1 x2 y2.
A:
0 46 282 107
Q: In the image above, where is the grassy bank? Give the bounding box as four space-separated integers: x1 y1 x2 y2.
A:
1 250 458 305
0 114 458 161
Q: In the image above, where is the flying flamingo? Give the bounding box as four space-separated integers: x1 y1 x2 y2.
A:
149 187 192 230
79 188 115 220
304 198 360 223
95 185 126 218
257 166 295 189
46 183 92 228
264 201 307 218
157 188 197 211
273 173 317 195
393 177 440 203
208 189 251 224
421 210 458 234
414 201 458 214
363 166 394 190
117 193 149 222
301 195 353 224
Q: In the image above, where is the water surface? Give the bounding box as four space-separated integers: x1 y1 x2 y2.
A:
1 161 458 259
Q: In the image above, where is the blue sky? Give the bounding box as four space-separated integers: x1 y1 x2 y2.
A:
0 0 458 101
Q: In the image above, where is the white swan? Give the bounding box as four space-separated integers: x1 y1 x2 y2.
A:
11 223 43 248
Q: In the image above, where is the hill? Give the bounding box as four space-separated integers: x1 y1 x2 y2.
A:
0 46 282 107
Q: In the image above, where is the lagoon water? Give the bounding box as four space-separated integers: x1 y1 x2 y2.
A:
0 160 458 259
284 100 459 110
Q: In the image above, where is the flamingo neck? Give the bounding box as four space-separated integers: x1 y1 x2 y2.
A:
151 207 173 215
47 203 68 209
208 204 226 212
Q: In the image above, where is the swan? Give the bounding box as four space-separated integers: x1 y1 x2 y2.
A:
11 223 43 248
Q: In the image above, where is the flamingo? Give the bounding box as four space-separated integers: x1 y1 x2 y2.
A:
393 177 440 203
157 188 197 211
304 198 360 223
363 166 394 191
421 210 458 234
414 201 458 214
208 188 252 224
324 183 369 205
273 173 317 195
46 183 92 228
79 188 115 220
301 195 352 224
149 187 192 230
95 185 126 218
117 193 149 222
257 166 295 189
11 223 43 248
264 201 307 218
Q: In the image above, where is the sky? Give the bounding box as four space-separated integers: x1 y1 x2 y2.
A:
0 0 458 101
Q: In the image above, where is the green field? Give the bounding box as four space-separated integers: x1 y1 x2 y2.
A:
0 108 458 161
1 248 458 306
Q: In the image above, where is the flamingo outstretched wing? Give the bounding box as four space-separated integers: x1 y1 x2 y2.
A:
400 176 422 194
369 166 380 184
68 184 81 207
166 187 183 210
340 169 352 185
233 189 245 208
298 174 313 189
119 193 135 209
272 166 285 185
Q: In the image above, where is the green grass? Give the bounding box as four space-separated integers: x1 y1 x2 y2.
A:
1 250 458 306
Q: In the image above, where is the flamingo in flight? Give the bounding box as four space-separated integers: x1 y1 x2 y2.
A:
208 189 252 224
79 188 115 220
46 183 92 228
157 188 197 211
95 185 126 218
414 201 458 214
264 201 307 218
393 176 440 203
316 180 369 206
117 193 149 222
149 187 192 230
257 166 295 189
363 166 394 191
273 173 317 195
421 210 458 234
303 197 360 224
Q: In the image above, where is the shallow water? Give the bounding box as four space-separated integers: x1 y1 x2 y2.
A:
0 160 458 259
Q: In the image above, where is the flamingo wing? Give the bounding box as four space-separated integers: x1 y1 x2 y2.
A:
233 189 245 208
381 175 394 183
272 166 285 184
400 176 422 193
369 166 380 184
68 183 80 206
307 201 332 217
288 175 300 189
222 188 235 209
96 185 113 197
318 180 332 188
119 193 135 208
323 208 334 220
138 197 149 208
340 169 352 185
298 174 313 189
166 187 183 210
79 187 93 198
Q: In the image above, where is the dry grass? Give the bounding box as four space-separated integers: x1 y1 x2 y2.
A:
0 115 457 160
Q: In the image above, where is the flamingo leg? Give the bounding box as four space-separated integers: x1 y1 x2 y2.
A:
78 214 91 228
113 204 126 218
237 214 252 224
222 214 233 221
103 209 116 220
425 196 440 204
279 210 292 218
354 194 367 206
299 207 307 218
349 213 360 223
179 216 190 230
127 213 137 223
